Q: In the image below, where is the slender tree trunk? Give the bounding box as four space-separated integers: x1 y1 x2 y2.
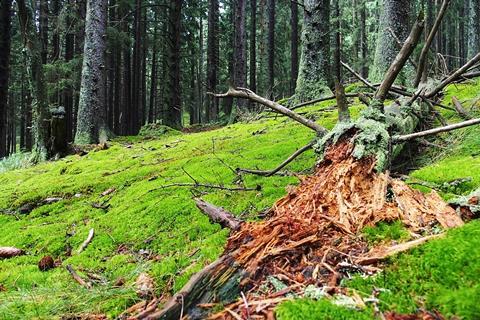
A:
267 0 275 99
206 0 220 121
131 0 142 134
0 0 11 158
149 9 159 124
359 0 368 78
64 6 75 142
371 0 412 83
51 0 60 61
223 4 235 117
233 0 247 111
17 0 51 159
468 0 480 59
295 0 332 102
39 0 49 65
75 0 108 144
166 0 182 128
290 0 299 95
250 0 257 97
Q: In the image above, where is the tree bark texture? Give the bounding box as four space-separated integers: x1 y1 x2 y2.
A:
0 0 11 158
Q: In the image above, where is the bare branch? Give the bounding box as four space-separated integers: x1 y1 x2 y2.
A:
237 141 314 176
414 0 451 87
77 228 95 254
425 53 480 98
208 87 328 134
66 265 92 289
452 96 472 120
194 199 243 231
387 27 418 69
341 61 376 91
375 17 425 102
392 118 480 143
290 93 359 111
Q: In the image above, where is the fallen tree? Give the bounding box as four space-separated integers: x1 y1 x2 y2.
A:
125 13 480 320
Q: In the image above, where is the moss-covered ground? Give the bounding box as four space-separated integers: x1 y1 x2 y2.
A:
0 81 479 319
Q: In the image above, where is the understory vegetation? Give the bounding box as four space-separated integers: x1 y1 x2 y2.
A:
0 81 479 319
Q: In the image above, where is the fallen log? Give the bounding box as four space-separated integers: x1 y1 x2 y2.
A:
392 118 480 142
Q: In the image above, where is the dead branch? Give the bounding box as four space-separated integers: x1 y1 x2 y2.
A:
77 228 95 254
66 264 92 289
0 247 24 259
195 199 243 231
208 87 328 134
356 234 443 265
387 27 418 69
451 96 472 119
150 182 260 192
414 0 451 87
393 118 480 142
375 17 425 102
426 52 480 98
237 141 314 176
341 61 377 91
290 93 359 111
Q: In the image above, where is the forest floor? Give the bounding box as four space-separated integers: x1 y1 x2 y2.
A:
0 81 479 319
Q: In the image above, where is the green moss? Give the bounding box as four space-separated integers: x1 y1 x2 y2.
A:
276 299 373 320
362 221 410 245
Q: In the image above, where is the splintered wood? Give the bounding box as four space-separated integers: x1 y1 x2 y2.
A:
126 141 465 320
218 141 463 318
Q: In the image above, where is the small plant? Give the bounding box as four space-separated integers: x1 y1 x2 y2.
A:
362 221 410 244
0 152 34 173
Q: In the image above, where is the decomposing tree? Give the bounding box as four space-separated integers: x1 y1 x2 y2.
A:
124 9 480 320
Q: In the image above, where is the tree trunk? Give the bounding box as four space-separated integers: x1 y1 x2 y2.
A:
0 0 11 158
370 0 412 83
206 0 219 122
359 0 368 78
17 0 51 159
249 0 257 104
165 0 182 129
468 0 480 59
39 0 49 65
295 0 332 102
267 0 275 99
233 0 247 111
51 0 60 61
290 0 299 95
75 0 108 144
64 4 75 142
149 8 159 124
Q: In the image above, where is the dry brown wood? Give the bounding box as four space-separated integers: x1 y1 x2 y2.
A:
66 264 92 289
356 234 443 265
375 17 424 102
393 118 480 142
195 198 243 230
0 247 24 259
77 228 95 254
451 96 472 119
414 0 451 86
208 87 328 134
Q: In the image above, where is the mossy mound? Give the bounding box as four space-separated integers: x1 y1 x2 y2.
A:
138 123 181 138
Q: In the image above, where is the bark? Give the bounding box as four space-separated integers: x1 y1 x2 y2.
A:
75 0 108 144
267 0 275 99
206 0 219 121
64 1 75 142
295 0 332 102
250 0 257 99
0 0 11 158
17 0 51 159
290 0 299 94
132 0 142 133
51 0 60 61
370 0 413 84
233 0 247 111
149 8 159 124
359 0 368 78
165 0 182 129
468 0 480 59
39 0 49 64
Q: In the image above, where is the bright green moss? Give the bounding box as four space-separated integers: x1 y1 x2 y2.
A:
276 299 373 320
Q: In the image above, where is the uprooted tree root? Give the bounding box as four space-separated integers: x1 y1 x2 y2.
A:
125 140 465 320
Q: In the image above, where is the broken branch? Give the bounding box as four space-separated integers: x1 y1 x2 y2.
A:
208 87 328 134
341 61 377 91
66 264 92 289
77 228 95 254
393 118 480 142
237 141 314 177
375 16 424 102
452 96 472 120
195 198 243 231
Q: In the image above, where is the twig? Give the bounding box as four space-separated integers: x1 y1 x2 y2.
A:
208 87 328 134
392 118 480 142
77 228 95 254
452 96 472 119
66 264 92 289
150 182 260 192
341 61 377 91
290 93 359 110
237 141 314 177
194 198 243 231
